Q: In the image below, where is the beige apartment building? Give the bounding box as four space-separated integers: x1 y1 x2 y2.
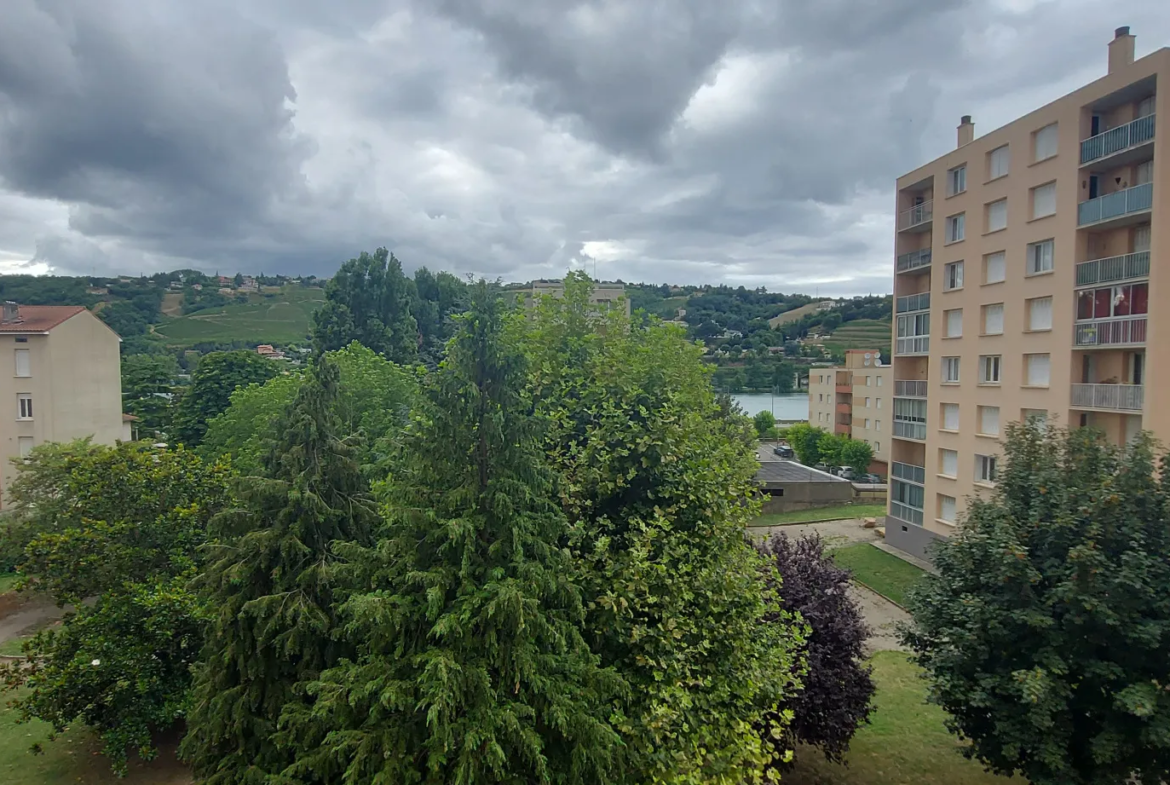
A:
0 304 124 504
529 279 630 316
808 350 892 474
887 27 1166 559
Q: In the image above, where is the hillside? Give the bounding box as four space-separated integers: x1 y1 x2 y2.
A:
152 286 325 347
768 300 836 327
819 318 892 354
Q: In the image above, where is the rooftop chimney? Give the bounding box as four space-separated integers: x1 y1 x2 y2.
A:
1 302 19 324
1109 26 1135 74
957 115 975 148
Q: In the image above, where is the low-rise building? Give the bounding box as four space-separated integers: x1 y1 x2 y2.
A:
808 349 892 474
529 280 631 316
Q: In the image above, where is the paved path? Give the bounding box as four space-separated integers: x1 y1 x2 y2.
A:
0 591 64 652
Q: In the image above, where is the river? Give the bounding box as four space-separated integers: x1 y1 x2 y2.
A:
730 393 810 422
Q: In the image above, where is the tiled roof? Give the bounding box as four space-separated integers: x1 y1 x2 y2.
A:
0 305 87 333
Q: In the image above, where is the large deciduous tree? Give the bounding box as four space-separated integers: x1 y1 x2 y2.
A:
903 423 1170 785
756 533 874 765
182 356 378 785
171 350 278 447
280 283 621 785
0 442 231 774
785 422 826 466
121 352 179 438
311 247 418 363
516 272 804 783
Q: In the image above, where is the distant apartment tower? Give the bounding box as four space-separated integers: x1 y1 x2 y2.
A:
807 350 892 474
888 28 1166 558
0 303 124 503
529 279 630 316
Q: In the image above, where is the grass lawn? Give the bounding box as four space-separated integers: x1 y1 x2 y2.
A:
786 651 1015 784
0 573 18 595
830 543 925 607
748 503 888 527
153 286 325 347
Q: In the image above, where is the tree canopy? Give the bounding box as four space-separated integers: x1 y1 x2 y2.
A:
171 350 279 447
311 248 419 363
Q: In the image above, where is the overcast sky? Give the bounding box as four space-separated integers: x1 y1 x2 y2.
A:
0 1 1166 294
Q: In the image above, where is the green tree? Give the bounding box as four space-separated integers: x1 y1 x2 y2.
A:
121 353 178 438
517 273 804 783
771 361 795 394
838 439 874 472
412 266 468 365
233 272 244 287
97 300 151 336
311 248 418 363
171 350 278 447
200 343 418 475
281 283 621 784
753 409 775 438
786 422 827 466
903 423 1170 785
182 356 378 785
0 442 230 774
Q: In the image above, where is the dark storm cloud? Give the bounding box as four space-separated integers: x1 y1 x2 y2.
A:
0 0 1167 290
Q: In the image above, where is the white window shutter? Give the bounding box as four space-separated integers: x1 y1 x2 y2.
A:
986 252 1005 283
1029 297 1053 331
1026 354 1051 386
985 304 1004 335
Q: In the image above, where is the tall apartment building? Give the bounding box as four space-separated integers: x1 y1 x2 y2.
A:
0 303 124 503
888 27 1166 559
808 350 892 474
529 280 631 316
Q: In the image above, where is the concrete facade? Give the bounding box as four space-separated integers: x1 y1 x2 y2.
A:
808 350 892 473
0 306 123 503
888 29 1168 555
530 280 631 316
755 460 854 514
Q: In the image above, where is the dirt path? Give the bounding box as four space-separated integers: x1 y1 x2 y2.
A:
0 592 65 651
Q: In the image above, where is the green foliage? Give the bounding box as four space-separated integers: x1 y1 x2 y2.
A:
517 272 805 783
838 439 874 472
311 248 418 363
121 353 178 438
171 350 279 447
411 266 468 365
282 283 622 784
753 409 775 438
200 342 419 475
786 422 827 466
97 300 151 336
0 442 230 774
182 356 379 785
153 285 326 347
815 434 872 471
903 423 1170 785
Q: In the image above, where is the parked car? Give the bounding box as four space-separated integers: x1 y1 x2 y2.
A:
836 467 859 481
772 445 795 458
860 473 884 484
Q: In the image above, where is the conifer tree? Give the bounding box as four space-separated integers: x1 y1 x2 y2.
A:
181 356 378 785
282 283 622 784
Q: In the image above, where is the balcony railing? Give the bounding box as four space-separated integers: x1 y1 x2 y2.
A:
1074 316 1147 347
896 248 932 273
892 461 926 485
895 336 930 356
893 419 927 441
1080 114 1156 165
1075 250 1150 287
898 200 933 231
894 380 928 398
896 292 930 313
1077 183 1153 227
890 500 925 526
1070 383 1145 412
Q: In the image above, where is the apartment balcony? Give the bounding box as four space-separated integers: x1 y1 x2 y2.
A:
896 292 930 313
835 402 852 414
1080 114 1155 167
898 201 933 233
1077 183 1153 228
896 248 932 274
836 384 853 394
834 422 851 435
1075 250 1150 287
1070 383 1144 412
891 461 926 485
892 419 927 441
1073 316 1147 348
895 336 930 356
889 501 925 526
894 380 928 398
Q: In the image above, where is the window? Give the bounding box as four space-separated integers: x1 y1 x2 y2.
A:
939 495 957 524
877 398 882 409
984 251 1006 284
1027 296 1052 331
14 349 30 378
1136 160 1153 186
944 261 964 290
947 164 967 196
18 436 33 459
986 199 1007 232
865 418 871 429
1027 239 1054 275
945 308 963 338
875 420 882 432
874 441 880 453
978 405 1001 436
942 403 960 431
988 145 1010 179
866 376 872 387
1023 409 1048 429
940 449 958 478
865 397 871 408
976 454 998 484
1076 283 1149 320
945 213 966 243
1138 96 1155 118
979 355 1002 384
818 393 824 403
876 376 883 387
982 303 1004 335
942 356 960 383
1031 182 1056 219
15 336 27 343
1033 123 1058 161
17 393 32 420
1025 353 1051 387
1135 225 1151 252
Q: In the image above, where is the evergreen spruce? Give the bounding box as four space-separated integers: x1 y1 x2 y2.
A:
282 283 622 784
181 356 378 785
